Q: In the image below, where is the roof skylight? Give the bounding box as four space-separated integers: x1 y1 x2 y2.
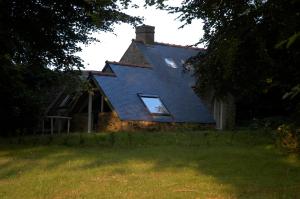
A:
139 95 169 115
164 58 177 68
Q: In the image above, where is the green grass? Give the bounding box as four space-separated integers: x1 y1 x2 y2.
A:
0 130 299 199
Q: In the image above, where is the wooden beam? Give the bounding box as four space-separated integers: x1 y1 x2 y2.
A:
87 92 92 133
100 95 104 112
67 119 70 134
46 116 72 119
90 77 115 113
220 101 224 130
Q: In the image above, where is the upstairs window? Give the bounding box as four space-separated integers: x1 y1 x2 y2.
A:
139 94 170 115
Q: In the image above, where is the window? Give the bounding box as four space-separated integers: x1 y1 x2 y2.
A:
164 58 177 68
59 95 71 107
139 95 169 115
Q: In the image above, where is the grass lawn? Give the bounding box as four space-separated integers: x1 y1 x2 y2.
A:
0 130 299 199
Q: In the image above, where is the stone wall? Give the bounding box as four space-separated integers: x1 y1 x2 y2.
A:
119 42 149 66
96 112 214 132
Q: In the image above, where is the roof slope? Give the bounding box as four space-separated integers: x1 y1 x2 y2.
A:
93 41 214 123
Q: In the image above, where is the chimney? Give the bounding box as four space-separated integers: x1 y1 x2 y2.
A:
135 25 155 44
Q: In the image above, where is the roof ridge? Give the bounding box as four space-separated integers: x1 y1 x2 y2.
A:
132 39 204 50
89 71 116 77
154 42 205 50
105 61 151 69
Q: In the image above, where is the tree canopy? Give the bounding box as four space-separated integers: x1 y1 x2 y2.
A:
0 0 140 70
160 0 299 121
0 0 140 135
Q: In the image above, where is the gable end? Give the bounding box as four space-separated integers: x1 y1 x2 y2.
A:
120 40 150 66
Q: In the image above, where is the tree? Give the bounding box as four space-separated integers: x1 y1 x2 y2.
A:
154 0 300 122
0 0 140 135
0 0 140 70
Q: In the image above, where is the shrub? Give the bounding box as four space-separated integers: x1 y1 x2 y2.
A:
277 124 300 153
248 116 290 131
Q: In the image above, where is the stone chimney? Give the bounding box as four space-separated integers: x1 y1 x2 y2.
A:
135 25 155 44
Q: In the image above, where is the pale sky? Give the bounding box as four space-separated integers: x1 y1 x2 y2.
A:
77 0 204 71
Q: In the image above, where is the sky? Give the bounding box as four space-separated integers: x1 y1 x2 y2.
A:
77 0 204 71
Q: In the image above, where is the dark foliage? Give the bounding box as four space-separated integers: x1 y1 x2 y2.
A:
277 124 300 153
157 0 300 122
0 0 140 135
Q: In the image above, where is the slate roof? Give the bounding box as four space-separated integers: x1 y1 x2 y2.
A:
92 41 214 123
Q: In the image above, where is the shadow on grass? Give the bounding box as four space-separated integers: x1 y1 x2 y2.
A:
0 131 299 198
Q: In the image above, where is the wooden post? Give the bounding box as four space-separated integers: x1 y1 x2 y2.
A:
100 95 104 112
220 101 223 130
88 92 92 133
67 119 70 134
51 117 54 135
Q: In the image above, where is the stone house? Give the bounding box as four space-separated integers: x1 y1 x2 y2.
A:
45 25 235 133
